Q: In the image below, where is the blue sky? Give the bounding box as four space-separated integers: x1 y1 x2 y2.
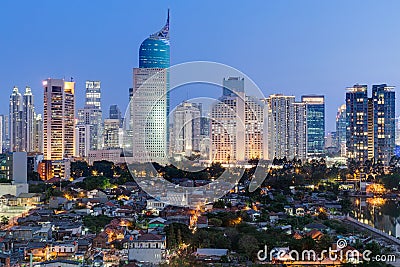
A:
1 0 400 131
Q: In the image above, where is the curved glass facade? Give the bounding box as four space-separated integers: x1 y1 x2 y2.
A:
139 38 170 68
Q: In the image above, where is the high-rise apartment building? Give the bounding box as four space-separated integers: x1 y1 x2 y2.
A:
371 84 395 165
77 81 103 152
293 102 308 161
346 85 370 164
23 87 35 152
171 102 201 157
43 79 75 160
345 84 395 165
265 94 295 160
131 11 170 163
9 86 37 153
211 77 264 163
301 95 325 158
9 87 23 152
33 114 43 153
2 115 10 152
75 124 91 158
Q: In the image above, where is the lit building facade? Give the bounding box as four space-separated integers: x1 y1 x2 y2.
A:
211 77 264 163
77 81 103 152
346 85 369 163
301 95 325 158
9 87 23 152
103 119 121 149
265 94 295 160
43 79 75 160
371 84 395 165
336 104 347 156
33 114 43 153
293 102 307 161
22 87 35 152
131 11 170 163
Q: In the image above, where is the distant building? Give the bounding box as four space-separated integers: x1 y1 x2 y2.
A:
77 81 103 151
109 104 122 127
75 124 91 158
211 77 264 163
293 102 308 161
170 102 201 157
33 114 43 153
302 95 325 158
9 87 23 152
87 149 124 165
103 119 120 149
336 104 346 156
43 79 75 160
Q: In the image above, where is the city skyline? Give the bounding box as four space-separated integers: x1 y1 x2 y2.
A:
2 1 400 132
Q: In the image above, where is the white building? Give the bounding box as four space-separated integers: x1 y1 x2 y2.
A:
76 81 103 151
211 77 264 163
126 233 166 264
75 125 91 158
171 102 201 157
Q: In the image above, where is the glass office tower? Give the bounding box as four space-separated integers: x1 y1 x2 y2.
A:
302 95 325 158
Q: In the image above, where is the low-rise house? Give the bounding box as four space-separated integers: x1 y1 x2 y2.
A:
125 233 166 264
49 241 78 258
197 216 208 228
148 217 166 229
24 242 50 261
17 193 42 206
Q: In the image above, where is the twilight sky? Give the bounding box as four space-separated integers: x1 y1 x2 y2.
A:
1 0 400 132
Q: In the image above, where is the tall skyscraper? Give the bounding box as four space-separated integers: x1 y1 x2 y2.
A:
43 79 75 160
2 115 10 152
33 114 43 153
371 84 395 165
211 77 264 163
103 119 120 149
336 104 347 156
9 87 23 152
23 86 35 152
171 102 201 157
131 11 170 163
77 81 103 152
109 104 122 127
293 102 308 161
265 94 295 160
346 85 369 164
75 124 91 158
302 95 325 158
